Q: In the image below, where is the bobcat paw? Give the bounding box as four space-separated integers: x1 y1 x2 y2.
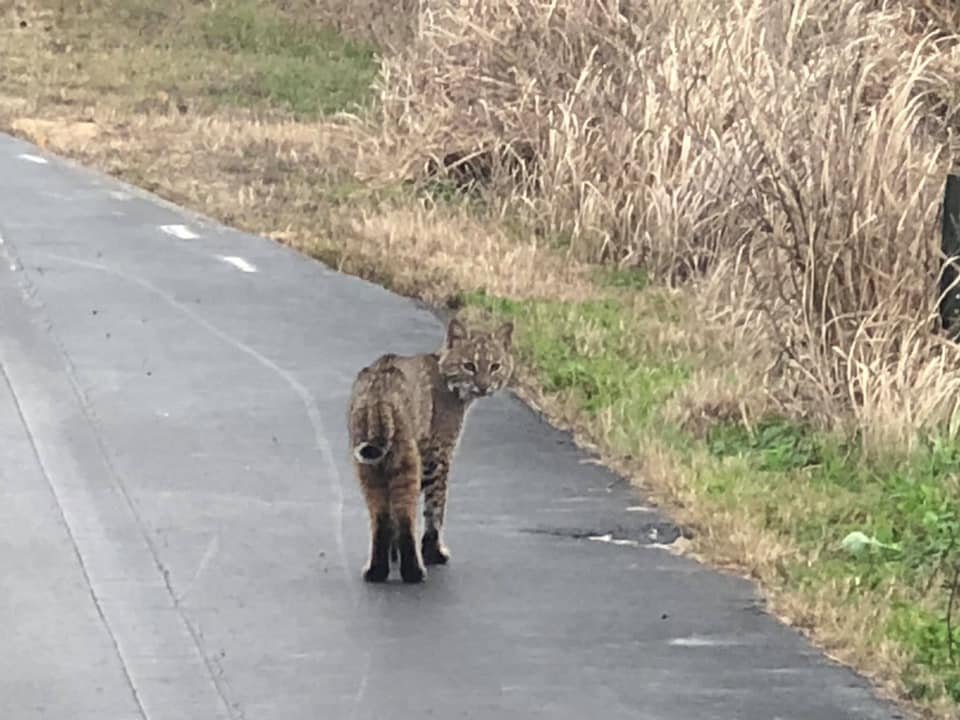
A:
363 563 390 583
422 537 450 566
400 562 426 583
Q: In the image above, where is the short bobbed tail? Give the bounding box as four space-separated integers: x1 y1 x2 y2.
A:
349 362 403 468
353 441 388 465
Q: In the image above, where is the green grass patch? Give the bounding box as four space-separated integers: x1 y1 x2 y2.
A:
698 419 960 704
195 1 379 116
461 288 690 422
706 419 823 472
593 266 650 291
40 0 379 119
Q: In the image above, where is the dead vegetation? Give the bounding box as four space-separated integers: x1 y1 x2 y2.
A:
372 0 960 453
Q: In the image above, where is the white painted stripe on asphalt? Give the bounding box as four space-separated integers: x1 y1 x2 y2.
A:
177 535 221 602
588 533 640 547
109 190 132 200
220 255 258 273
18 153 48 164
159 224 199 240
668 636 748 647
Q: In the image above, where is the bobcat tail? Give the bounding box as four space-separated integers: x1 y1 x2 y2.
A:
349 398 396 466
353 441 389 465
350 375 397 465
349 365 403 466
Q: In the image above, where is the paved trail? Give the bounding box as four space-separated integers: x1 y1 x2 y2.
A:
0 133 902 719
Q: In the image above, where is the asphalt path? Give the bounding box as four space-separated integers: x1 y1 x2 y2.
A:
0 133 903 719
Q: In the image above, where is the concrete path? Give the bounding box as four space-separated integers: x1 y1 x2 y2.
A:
0 133 902 720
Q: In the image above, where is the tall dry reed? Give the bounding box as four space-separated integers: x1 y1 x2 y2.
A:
372 0 960 448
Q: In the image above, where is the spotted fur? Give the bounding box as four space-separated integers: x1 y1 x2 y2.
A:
347 317 514 583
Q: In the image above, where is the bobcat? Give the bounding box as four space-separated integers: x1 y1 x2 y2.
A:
347 317 515 583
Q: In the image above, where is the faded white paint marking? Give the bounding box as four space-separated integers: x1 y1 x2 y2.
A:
18 153 48 164
668 635 748 648
626 504 655 513
109 190 132 201
177 534 220 603
588 533 640 547
38 252 355 598
220 255 258 273
159 224 199 240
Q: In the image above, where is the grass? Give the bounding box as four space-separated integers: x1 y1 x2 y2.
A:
1 0 378 119
375 0 960 442
3 0 960 717
194 2 378 116
460 289 690 422
726 433 960 706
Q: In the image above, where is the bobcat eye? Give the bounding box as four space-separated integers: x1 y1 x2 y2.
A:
462 361 477 373
490 362 502 373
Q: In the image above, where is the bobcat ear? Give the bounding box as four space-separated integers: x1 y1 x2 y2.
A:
446 317 468 348
495 321 513 348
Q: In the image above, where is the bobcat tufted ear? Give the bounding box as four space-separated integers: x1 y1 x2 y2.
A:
495 321 513 349
446 317 469 348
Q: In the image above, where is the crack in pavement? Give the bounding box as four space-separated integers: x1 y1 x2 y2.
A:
520 520 694 546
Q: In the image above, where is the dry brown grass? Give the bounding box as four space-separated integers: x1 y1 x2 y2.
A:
373 0 960 452
0 0 593 307
295 0 419 50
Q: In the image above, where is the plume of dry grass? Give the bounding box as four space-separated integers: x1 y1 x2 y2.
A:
374 0 960 450
294 0 420 50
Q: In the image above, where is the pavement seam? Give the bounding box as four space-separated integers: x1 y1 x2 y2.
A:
2 239 239 720
0 359 150 720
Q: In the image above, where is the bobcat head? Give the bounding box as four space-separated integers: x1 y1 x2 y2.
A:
438 317 514 400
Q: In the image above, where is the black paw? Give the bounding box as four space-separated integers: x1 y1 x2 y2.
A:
396 520 426 583
363 563 390 583
422 536 450 566
400 562 426 583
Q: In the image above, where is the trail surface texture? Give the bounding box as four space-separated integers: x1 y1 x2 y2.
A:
0 133 902 719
